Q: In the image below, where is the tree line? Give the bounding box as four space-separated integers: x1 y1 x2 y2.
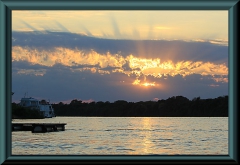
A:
52 95 228 117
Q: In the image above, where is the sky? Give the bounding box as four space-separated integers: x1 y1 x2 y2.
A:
12 10 228 103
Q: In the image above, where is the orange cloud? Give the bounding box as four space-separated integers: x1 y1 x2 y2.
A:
209 84 220 87
12 46 228 84
17 69 46 76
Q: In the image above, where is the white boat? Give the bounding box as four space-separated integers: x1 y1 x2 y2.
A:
19 97 56 118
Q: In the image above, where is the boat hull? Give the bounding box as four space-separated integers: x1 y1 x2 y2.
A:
19 97 56 118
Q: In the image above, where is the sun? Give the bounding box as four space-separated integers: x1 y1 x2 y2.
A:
142 82 155 87
132 79 158 87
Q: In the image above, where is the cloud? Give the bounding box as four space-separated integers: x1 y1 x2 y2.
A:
12 59 228 103
12 31 228 103
153 98 160 101
16 69 46 76
82 99 95 103
12 31 228 64
208 39 228 46
12 45 228 84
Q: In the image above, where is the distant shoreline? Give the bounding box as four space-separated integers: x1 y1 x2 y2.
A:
52 96 228 118
12 95 228 119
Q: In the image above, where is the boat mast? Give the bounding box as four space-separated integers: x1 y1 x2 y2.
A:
24 92 29 98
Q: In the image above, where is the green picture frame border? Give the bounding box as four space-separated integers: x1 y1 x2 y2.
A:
0 0 239 164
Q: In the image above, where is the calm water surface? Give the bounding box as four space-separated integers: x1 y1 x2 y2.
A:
12 117 228 155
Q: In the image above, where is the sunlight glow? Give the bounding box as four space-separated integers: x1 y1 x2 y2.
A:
155 26 172 30
132 79 140 85
132 79 157 87
142 82 155 87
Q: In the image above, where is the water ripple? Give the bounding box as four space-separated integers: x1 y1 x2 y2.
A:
12 117 228 155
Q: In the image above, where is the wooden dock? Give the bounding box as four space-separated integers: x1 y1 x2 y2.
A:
12 123 66 133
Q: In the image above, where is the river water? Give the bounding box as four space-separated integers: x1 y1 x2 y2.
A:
12 117 228 155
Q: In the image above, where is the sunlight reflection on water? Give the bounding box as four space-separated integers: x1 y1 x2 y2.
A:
12 117 228 155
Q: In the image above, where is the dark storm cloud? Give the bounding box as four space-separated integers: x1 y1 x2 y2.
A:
12 61 47 70
122 61 132 71
12 60 228 103
161 74 228 100
130 73 228 101
12 31 228 64
12 63 127 103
